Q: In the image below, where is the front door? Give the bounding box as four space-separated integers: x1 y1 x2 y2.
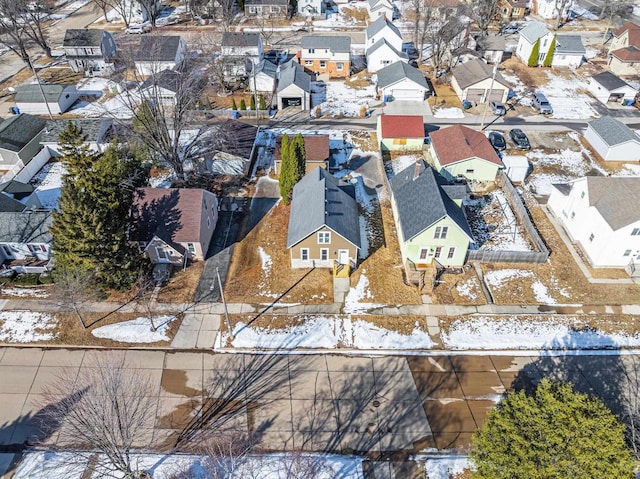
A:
338 249 349 265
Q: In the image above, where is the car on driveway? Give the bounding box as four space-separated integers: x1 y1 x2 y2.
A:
487 131 506 151
509 128 531 150
490 101 507 116
125 23 151 34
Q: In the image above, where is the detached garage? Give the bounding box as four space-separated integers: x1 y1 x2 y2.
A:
14 84 79 115
587 71 637 105
584 116 640 162
377 114 424 151
276 60 311 111
376 61 431 102
451 59 510 104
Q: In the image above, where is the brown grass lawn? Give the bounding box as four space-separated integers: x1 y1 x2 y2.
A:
351 199 423 305
501 57 550 89
347 70 375 90
155 261 205 304
481 190 640 305
432 267 488 306
225 203 333 304
429 80 463 109
340 6 368 24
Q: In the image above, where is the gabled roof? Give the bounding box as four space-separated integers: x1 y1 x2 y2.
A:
366 15 402 40
614 21 640 47
301 35 351 53
451 59 509 90
555 34 585 55
366 38 408 59
134 36 183 62
276 135 329 163
131 188 216 244
611 45 640 62
277 60 310 92
14 84 74 103
376 61 429 89
591 71 634 91
430 125 503 167
587 116 640 146
245 0 288 5
389 160 473 242
63 29 107 47
379 115 424 139
42 118 110 144
476 34 506 52
221 32 261 48
0 211 53 243
519 20 550 44
255 59 278 78
585 177 640 230
287 167 360 248
0 114 46 153
140 69 181 92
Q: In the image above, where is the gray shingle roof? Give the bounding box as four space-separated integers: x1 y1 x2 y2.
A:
41 119 109 144
0 211 53 243
256 59 278 78
451 59 510 90
366 15 401 40
591 71 632 91
476 34 506 52
134 36 183 62
586 177 640 230
301 35 351 53
555 34 585 55
287 167 360 249
277 60 310 92
140 69 181 92
0 194 28 213
389 160 473 242
588 116 640 146
0 114 46 153
376 61 429 89
519 20 550 44
245 0 288 5
366 38 408 59
14 84 72 103
63 29 106 47
222 32 261 48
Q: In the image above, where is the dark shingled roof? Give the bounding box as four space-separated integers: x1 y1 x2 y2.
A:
588 116 640 146
140 69 181 93
245 0 288 4
451 59 510 90
255 59 278 78
0 211 53 243
63 28 106 47
366 15 402 40
389 160 473 242
591 71 632 91
301 35 351 53
134 36 183 62
287 167 360 249
277 60 310 92
41 119 109 144
222 32 261 48
0 114 46 153
376 61 429 89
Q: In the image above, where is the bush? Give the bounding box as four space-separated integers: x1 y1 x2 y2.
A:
13 273 41 286
0 275 14 285
39 273 54 284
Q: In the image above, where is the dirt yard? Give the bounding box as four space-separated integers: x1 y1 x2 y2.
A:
432 267 488 306
155 261 204 304
429 79 463 109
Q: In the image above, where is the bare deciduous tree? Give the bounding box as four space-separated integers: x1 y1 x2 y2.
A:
428 18 465 71
93 0 112 23
554 0 572 28
0 0 53 63
470 0 499 36
40 354 158 478
108 0 135 28
137 0 159 26
52 266 100 329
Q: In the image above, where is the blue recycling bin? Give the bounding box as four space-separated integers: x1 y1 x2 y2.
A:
232 111 239 120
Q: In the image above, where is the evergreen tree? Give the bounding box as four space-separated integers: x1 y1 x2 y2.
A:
291 133 307 182
259 95 267 110
240 98 247 110
472 379 634 479
250 95 256 110
279 134 293 204
543 35 556 67
232 98 238 111
528 39 540 67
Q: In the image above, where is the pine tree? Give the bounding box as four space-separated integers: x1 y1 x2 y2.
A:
543 35 556 67
232 98 238 111
240 98 247 110
279 134 293 204
259 95 267 110
528 39 540 67
471 379 634 479
250 95 256 110
291 133 307 182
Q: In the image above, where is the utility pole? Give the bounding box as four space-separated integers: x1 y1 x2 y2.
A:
28 56 53 120
479 63 498 131
216 267 233 339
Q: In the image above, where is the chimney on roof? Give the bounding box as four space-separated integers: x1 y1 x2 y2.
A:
413 160 422 180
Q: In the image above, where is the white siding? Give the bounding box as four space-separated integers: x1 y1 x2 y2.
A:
366 44 407 72
584 125 640 162
551 52 583 68
379 78 427 101
587 79 637 104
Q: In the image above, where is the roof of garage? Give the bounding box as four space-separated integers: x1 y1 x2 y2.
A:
376 61 429 90
277 60 310 93
451 59 510 90
378 114 424 138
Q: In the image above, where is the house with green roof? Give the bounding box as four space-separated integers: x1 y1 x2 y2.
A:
389 160 473 270
14 84 79 115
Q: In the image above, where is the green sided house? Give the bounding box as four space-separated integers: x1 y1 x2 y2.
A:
377 114 424 151
429 125 503 183
287 167 361 269
389 160 473 283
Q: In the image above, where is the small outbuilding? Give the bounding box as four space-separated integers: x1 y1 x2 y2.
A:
450 59 510 104
587 71 638 105
584 116 640 162
276 60 311 110
376 61 431 102
376 114 424 151
14 84 79 115
501 155 530 183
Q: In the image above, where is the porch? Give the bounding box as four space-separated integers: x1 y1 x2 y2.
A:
1 257 53 274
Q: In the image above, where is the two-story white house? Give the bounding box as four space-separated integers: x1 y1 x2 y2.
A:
133 36 187 76
367 0 394 21
220 32 264 77
298 0 326 18
62 29 117 74
299 36 351 79
548 176 640 270
515 21 555 66
535 0 573 19
365 16 408 73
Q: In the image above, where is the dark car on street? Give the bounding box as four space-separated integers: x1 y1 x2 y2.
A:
487 131 506 151
509 128 531 150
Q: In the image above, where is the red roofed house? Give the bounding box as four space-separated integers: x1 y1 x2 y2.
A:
376 114 424 151
608 21 640 75
428 125 504 182
130 188 218 265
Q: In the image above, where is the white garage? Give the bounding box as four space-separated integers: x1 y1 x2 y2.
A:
588 71 638 105
376 61 431 103
584 116 640 162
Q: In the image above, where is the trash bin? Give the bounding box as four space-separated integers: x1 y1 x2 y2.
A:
462 100 472 110
232 111 239 120
10 107 19 115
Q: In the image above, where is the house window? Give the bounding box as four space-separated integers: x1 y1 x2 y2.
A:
381 60 391 65
543 39 547 47
270 5 278 12
156 247 168 261
318 231 331 243
305 60 313 66
434 246 442 258
137 241 146 252
393 138 407 145
624 250 632 256
419 248 429 260
0 244 12 257
580 191 585 199
202 198 207 210
337 62 344 71
320 60 326 68
465 169 474 174
249 6 256 13
589 233 595 242
308 48 315 54
27 244 47 253
320 248 329 261
447 247 455 259
301 248 309 261
632 228 640 236
434 226 448 239
187 243 196 255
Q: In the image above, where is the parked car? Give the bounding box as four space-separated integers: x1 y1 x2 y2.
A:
501 24 520 34
487 131 507 151
509 128 531 150
125 23 151 34
490 101 507 116
532 92 553 114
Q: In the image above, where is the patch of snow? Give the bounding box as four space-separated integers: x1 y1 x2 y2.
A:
0 287 50 298
543 72 598 120
484 268 533 288
258 246 272 277
531 280 556 304
456 279 478 301
352 319 433 349
422 456 470 479
433 107 464 119
69 94 133 119
344 272 385 313
312 80 375 118
32 161 66 209
148 169 176 188
91 316 176 343
442 316 640 350
14 452 89 479
0 311 57 342
384 154 423 178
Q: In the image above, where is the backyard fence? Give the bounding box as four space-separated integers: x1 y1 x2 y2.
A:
467 171 550 264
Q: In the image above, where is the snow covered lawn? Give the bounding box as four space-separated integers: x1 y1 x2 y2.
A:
0 311 57 343
312 80 375 118
91 316 177 343
225 315 433 350
433 107 464 119
442 316 640 350
0 287 50 298
384 154 423 177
